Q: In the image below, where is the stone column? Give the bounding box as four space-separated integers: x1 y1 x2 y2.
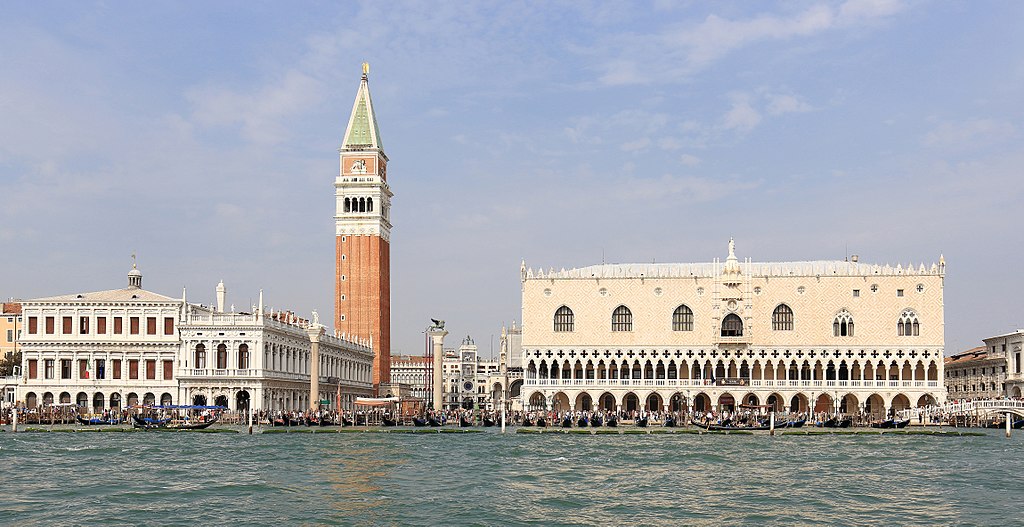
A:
308 324 325 412
428 328 448 410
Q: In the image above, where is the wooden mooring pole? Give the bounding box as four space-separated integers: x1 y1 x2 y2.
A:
1006 412 1012 438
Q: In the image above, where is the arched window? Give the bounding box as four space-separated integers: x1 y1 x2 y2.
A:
344 197 351 213
898 309 920 336
359 197 366 212
216 343 227 369
721 314 743 337
833 310 855 337
611 305 632 332
238 344 250 369
195 344 206 369
672 305 693 331
553 306 574 332
367 198 373 212
772 304 794 331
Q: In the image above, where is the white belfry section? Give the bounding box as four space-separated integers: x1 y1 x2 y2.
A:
334 66 393 242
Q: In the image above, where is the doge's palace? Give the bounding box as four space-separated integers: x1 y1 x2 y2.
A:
521 240 945 419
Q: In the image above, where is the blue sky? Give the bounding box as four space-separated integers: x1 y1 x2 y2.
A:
1 1 1022 357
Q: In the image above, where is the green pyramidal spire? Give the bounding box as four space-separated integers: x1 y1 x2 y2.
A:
342 62 384 151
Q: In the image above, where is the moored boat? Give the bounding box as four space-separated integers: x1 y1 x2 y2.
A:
483 417 496 427
605 416 617 427
561 417 573 428
412 417 428 427
590 415 603 427
132 410 220 430
577 416 589 427
635 417 648 428
76 415 120 426
459 416 474 427
536 417 547 427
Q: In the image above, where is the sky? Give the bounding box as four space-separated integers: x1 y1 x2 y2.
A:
1 1 1022 358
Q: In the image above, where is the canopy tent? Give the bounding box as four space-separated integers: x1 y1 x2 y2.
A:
355 397 400 407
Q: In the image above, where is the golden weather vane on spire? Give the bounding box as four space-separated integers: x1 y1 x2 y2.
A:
362 62 370 75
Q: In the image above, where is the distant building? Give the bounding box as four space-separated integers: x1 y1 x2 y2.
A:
390 354 431 402
16 263 373 412
944 346 1005 400
521 240 946 418
2 301 23 359
440 325 526 412
989 330 1024 398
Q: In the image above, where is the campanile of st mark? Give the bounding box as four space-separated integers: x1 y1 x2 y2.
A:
335 63 392 391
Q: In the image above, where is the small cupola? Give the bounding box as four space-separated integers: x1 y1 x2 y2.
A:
128 259 143 289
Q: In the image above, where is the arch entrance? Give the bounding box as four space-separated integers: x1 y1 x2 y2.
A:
528 392 545 410
622 393 640 413
236 391 250 412
193 394 208 406
552 392 570 413
669 393 686 412
742 393 760 407
646 393 663 412
766 393 784 412
891 394 911 415
916 394 936 407
814 394 834 414
790 393 809 413
693 393 711 413
865 394 885 418
718 393 735 412
214 395 229 408
841 394 858 414
598 392 616 411
575 392 593 411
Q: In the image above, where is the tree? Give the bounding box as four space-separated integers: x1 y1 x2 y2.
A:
0 352 21 377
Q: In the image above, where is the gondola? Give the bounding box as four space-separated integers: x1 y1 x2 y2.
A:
577 416 589 427
428 417 442 427
483 417 496 427
76 415 119 426
521 417 535 427
561 417 573 428
536 417 547 428
870 418 910 429
893 418 910 429
635 417 648 428
319 417 336 427
836 417 852 428
820 417 838 428
590 415 603 427
1014 419 1024 430
663 416 677 428
382 416 398 427
341 416 354 427
355 414 367 426
460 416 474 427
786 418 806 428
606 416 617 427
412 417 428 427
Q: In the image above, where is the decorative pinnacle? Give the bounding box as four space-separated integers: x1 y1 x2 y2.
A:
362 62 369 78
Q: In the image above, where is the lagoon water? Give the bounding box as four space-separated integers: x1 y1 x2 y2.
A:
1 427 1021 526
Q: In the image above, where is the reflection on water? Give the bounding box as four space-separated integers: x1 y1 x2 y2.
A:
0 429 1018 525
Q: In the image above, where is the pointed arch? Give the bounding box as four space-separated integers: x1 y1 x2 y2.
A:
833 309 854 337
672 304 694 331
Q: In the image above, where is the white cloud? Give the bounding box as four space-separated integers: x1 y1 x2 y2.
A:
923 119 1016 148
766 93 813 115
594 1 908 85
621 138 652 152
679 153 701 166
721 95 762 132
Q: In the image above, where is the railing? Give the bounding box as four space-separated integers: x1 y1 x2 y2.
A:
523 378 936 390
899 399 1024 420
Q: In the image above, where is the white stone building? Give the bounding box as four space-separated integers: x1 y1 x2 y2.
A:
440 325 525 412
17 265 374 412
521 240 946 418
989 330 1024 398
18 264 182 410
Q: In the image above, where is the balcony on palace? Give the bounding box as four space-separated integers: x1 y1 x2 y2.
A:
524 378 938 390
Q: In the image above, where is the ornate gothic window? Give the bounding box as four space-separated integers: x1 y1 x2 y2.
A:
672 305 694 331
612 305 632 332
772 304 794 331
553 306 574 332
897 310 920 336
721 313 743 337
833 310 855 337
